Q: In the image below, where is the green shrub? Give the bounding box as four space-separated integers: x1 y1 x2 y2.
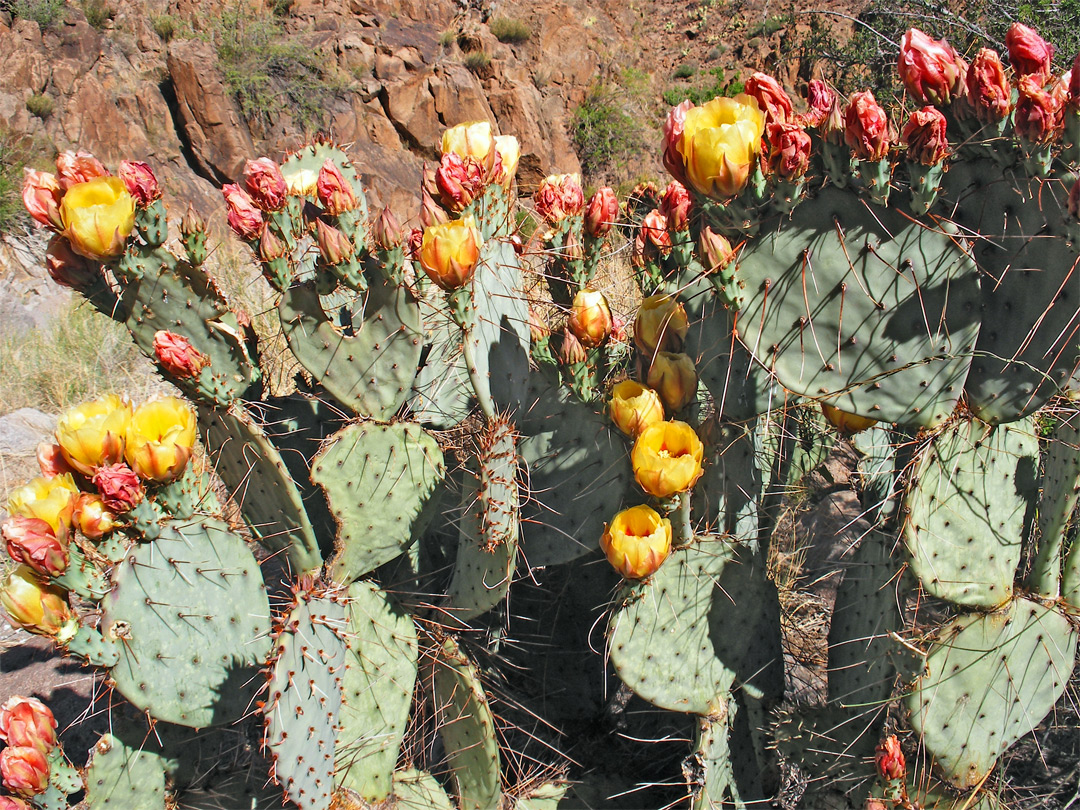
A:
661 66 742 107
438 29 456 47
463 50 491 73
673 62 697 80
269 0 293 16
572 83 647 181
490 17 530 43
152 13 179 41
82 0 112 28
25 93 54 119
10 0 67 29
0 129 49 233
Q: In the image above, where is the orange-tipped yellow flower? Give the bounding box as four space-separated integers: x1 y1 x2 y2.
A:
0 566 73 640
54 394 131 476
59 177 135 261
7 475 78 537
568 288 613 348
647 352 698 412
125 397 197 482
600 504 672 579
674 95 765 199
72 493 116 540
609 380 665 437
820 403 878 436
493 135 520 186
419 217 483 291
634 294 689 355
631 420 705 498
441 121 496 162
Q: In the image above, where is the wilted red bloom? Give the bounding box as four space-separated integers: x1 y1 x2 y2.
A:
902 106 950 164
373 206 404 249
2 517 68 578
0 697 57 753
0 746 49 797
118 160 161 206
153 330 210 378
44 235 100 290
534 174 585 222
243 157 288 211
258 226 288 262
898 28 965 106
585 187 619 238
874 735 905 781
315 219 354 266
698 226 734 274
92 463 144 513
222 183 263 240
559 327 587 365
745 72 794 124
799 79 836 129
36 443 73 479
407 227 423 259
21 170 63 230
659 181 691 231
844 91 891 160
662 100 693 187
1015 75 1063 144
641 209 672 251
767 122 812 178
966 49 1012 123
316 160 357 216
55 150 108 191
567 289 613 348
435 152 486 212
1007 22 1054 85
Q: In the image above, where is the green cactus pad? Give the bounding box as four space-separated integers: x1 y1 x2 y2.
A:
732 187 981 428
518 373 632 566
1031 410 1080 597
197 403 323 574
84 732 167 810
391 769 455 810
903 416 1039 608
409 297 473 429
100 518 272 727
433 638 502 810
513 783 569 810
279 276 423 420
907 597 1077 788
608 540 736 715
153 462 221 520
31 783 70 810
121 245 261 406
264 590 348 810
687 713 743 810
335 581 418 803
447 421 519 622
314 422 446 583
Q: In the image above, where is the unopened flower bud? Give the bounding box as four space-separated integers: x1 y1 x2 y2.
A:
420 185 451 228
45 235 100 290
93 463 144 512
559 327 587 366
317 160 357 215
528 308 550 342
21 170 63 230
534 174 585 222
315 219 355 266
601 505 672 580
153 330 210 378
647 351 698 412
222 183 263 241
56 150 108 191
258 225 288 262
372 206 404 249
0 566 72 638
0 697 57 754
844 91 891 161
2 517 68 578
1007 22 1054 85
609 380 665 436
898 28 965 106
698 227 735 275
243 157 287 211
180 205 205 237
568 289 613 348
745 72 794 124
1 746 49 797
659 181 691 231
1015 75 1063 144
874 735 905 781
767 122 812 179
902 106 949 165
118 160 161 206
72 492 116 540
966 48 1012 123
419 217 482 291
585 187 619 238
635 294 689 355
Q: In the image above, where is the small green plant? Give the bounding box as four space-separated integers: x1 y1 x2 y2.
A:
81 0 112 28
673 61 697 80
748 14 789 37
438 29 456 47
0 129 47 232
25 93 54 119
463 50 491 74
269 0 293 16
490 17 531 44
152 13 179 41
661 65 742 106
10 0 67 29
572 83 648 181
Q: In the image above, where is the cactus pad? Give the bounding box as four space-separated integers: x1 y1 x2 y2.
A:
907 597 1077 788
391 769 455 810
313 421 446 583
100 518 272 727
335 580 418 802
903 416 1039 607
84 732 167 810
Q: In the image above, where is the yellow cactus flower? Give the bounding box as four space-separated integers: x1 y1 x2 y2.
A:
631 420 705 498
7 475 78 536
820 403 878 436
493 135 520 186
678 95 765 199
0 566 74 640
609 380 665 437
125 397 198 482
419 217 483 291
54 394 131 476
634 294 689 356
59 177 135 261
600 505 672 579
647 352 699 412
441 121 496 162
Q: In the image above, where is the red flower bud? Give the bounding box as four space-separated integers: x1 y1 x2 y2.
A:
92 463 144 513
21 170 63 230
767 122 812 179
745 72 794 124
799 79 836 129
2 517 68 578
180 204 205 237
55 150 108 191
528 308 549 342
1007 22 1054 86
243 157 288 211
698 227 735 275
1015 75 1062 144
585 187 619 238
534 174 585 222
153 330 210 378
222 183 263 241
372 206 404 249
44 235 101 290
0 746 49 797
874 735 905 781
659 181 691 232
641 209 672 253
844 91 891 161
315 219 355 266
559 327 587 365
316 160 357 216
420 185 451 228
435 152 486 212
118 160 161 206
898 28 965 106
258 225 289 262
966 48 1012 123
902 106 949 165
0 697 57 753
36 443 73 479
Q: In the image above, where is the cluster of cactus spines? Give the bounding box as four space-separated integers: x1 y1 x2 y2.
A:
8 19 1080 810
